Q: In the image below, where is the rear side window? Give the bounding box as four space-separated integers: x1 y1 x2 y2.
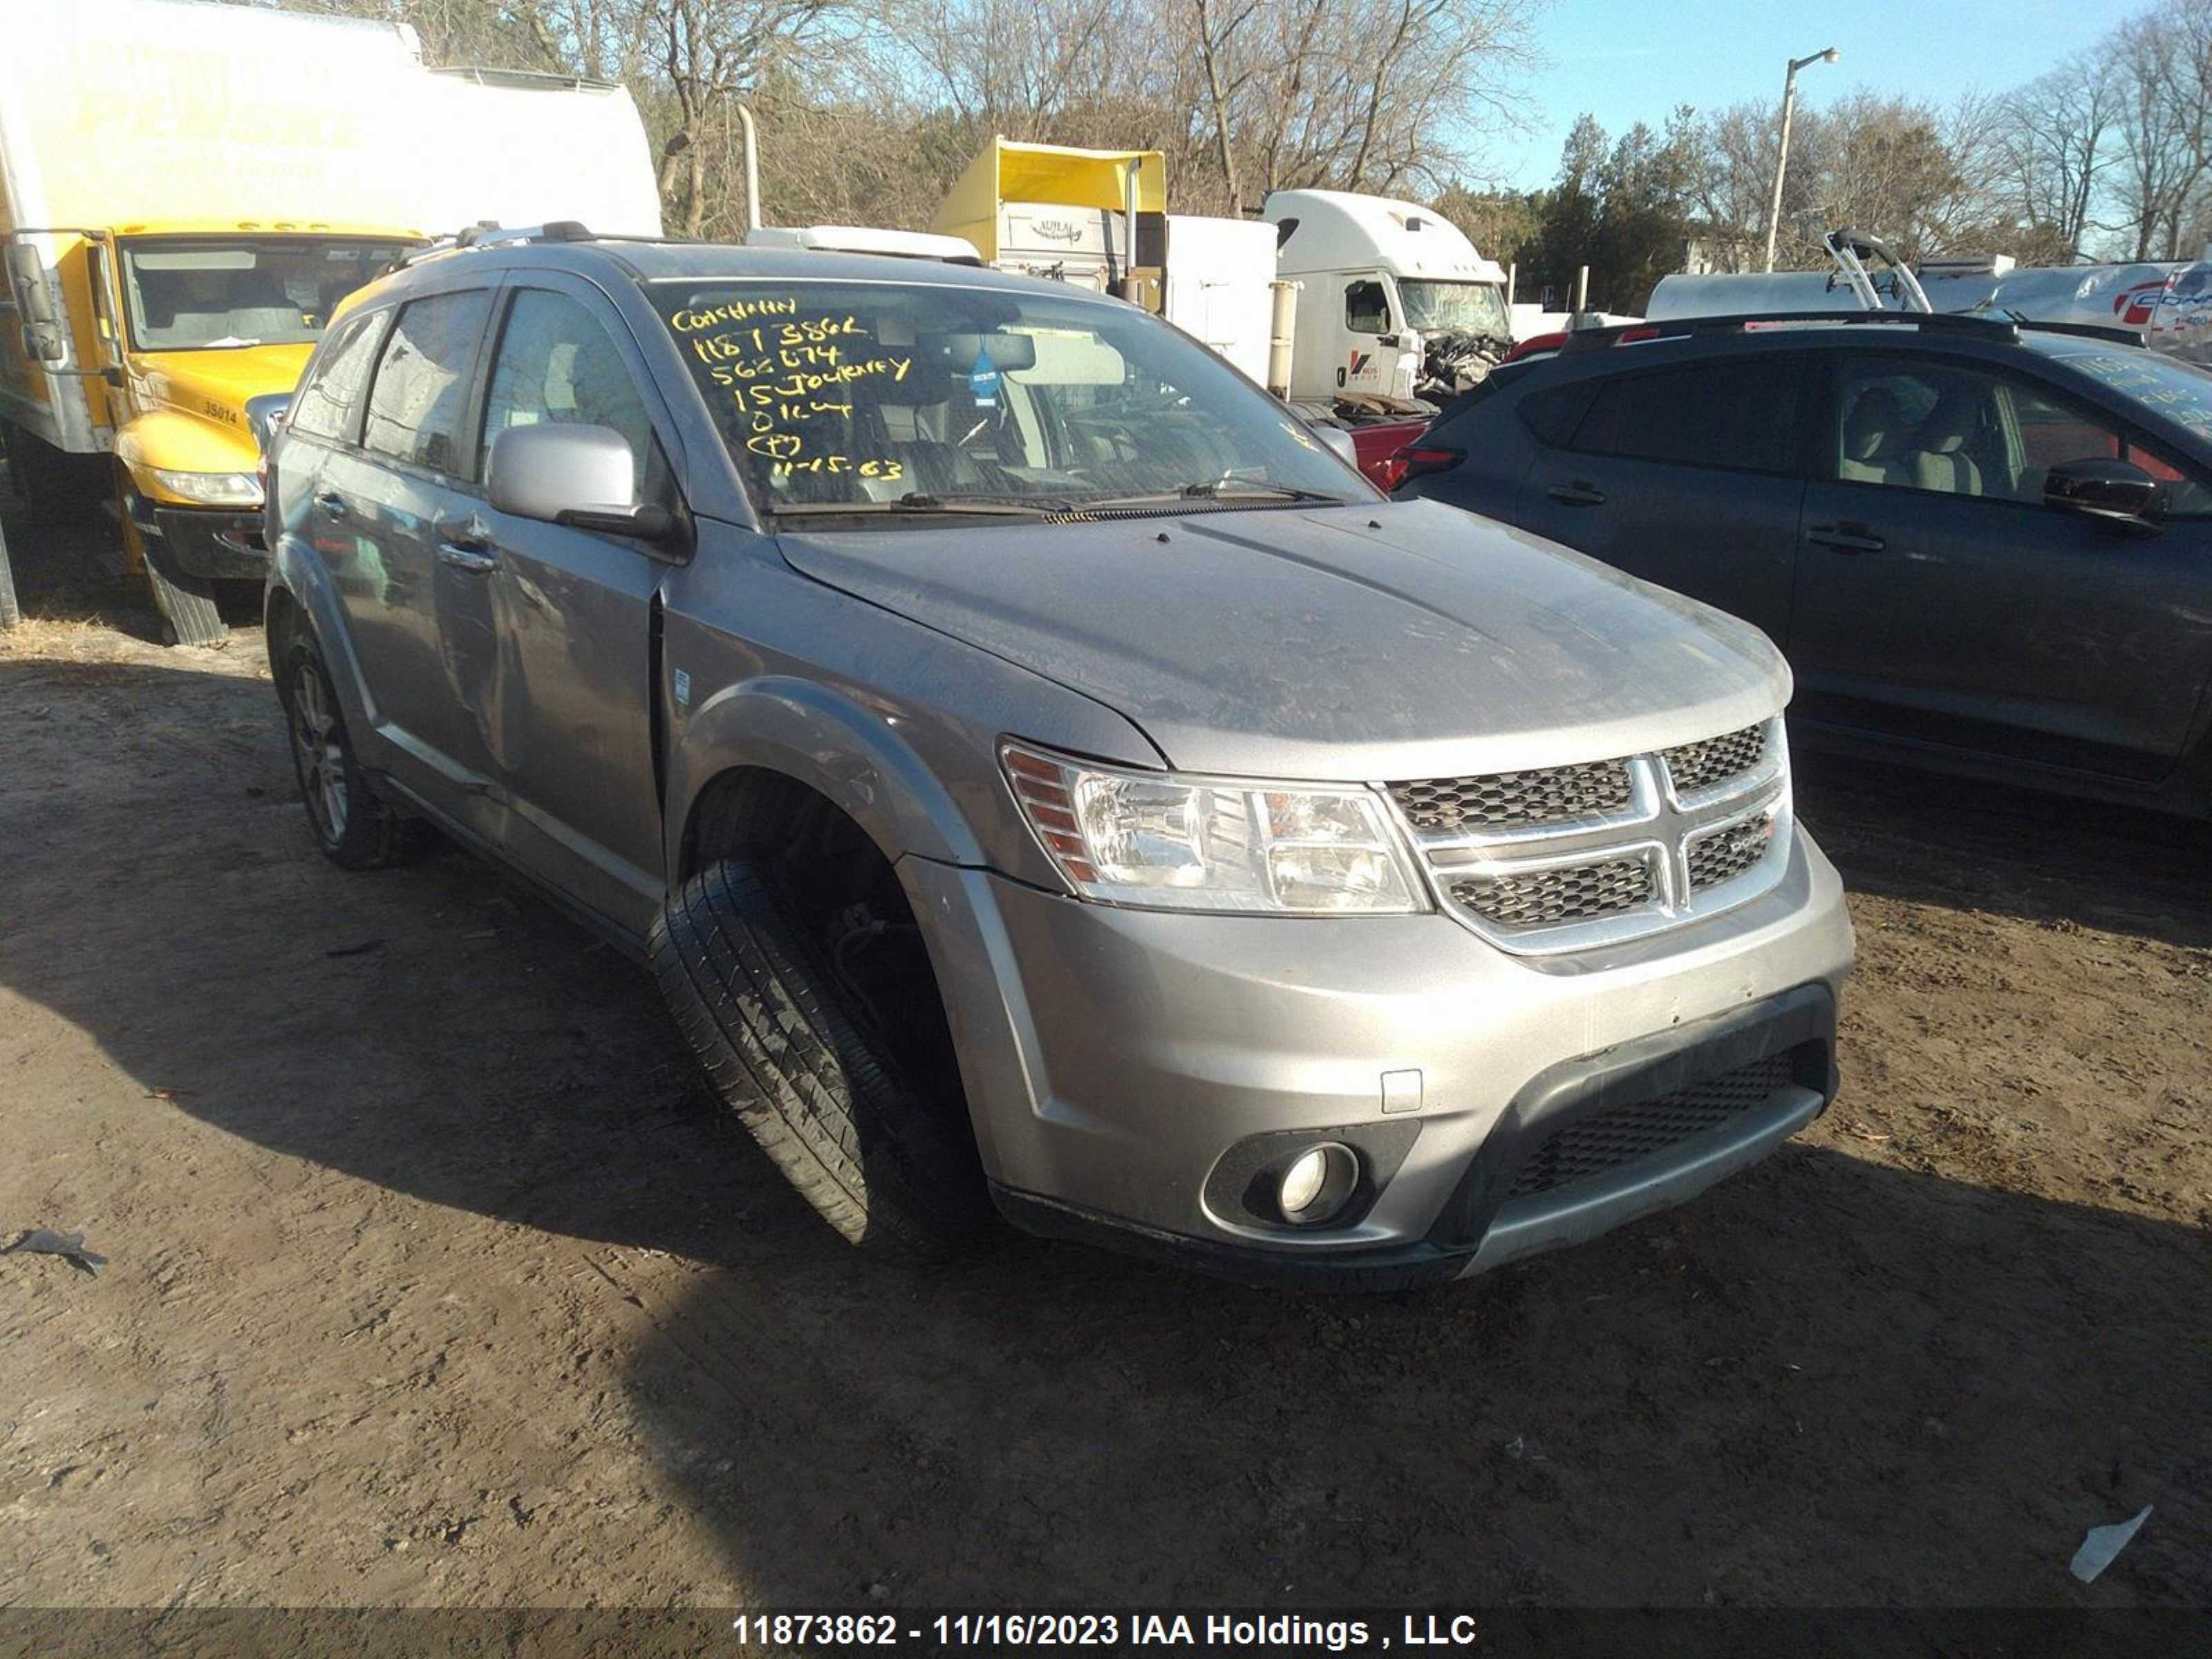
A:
288 312 381 443
1517 381 1591 447
363 289 493 476
1568 357 1803 474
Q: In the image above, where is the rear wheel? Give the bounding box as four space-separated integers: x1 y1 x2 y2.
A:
281 632 433 870
652 853 993 1260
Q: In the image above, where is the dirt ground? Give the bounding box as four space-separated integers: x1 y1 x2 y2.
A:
2 488 2209 1618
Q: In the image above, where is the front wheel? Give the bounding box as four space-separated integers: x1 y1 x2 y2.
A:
281 633 433 870
650 858 993 1260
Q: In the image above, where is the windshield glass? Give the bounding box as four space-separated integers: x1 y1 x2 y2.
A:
119 238 417 350
1398 279 1510 339
2041 341 2212 445
652 279 1366 516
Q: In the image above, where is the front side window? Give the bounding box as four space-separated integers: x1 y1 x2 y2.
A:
1398 279 1510 340
1826 357 2211 512
480 290 657 489
363 290 492 476
1344 279 1391 335
288 312 383 443
118 237 416 351
1568 357 1802 474
653 280 1365 516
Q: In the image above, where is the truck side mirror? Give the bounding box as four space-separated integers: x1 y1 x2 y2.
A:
487 422 673 541
2044 457 2163 530
3 242 68 366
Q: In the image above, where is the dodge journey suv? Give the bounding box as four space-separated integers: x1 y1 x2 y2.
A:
262 227 1854 1289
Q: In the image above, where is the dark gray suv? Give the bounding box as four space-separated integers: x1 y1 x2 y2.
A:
1399 312 2212 818
262 229 1853 1288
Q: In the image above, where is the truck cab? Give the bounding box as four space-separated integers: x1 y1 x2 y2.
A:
1262 189 1514 411
5 223 420 641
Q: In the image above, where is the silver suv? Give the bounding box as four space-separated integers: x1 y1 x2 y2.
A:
263 229 1854 1289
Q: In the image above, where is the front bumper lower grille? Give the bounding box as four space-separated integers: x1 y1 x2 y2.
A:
1386 719 1790 954
1506 1049 1797 1201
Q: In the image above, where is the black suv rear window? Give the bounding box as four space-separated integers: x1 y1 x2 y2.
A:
1566 357 1803 474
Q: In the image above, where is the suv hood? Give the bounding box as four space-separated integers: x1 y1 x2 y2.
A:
776 498 1790 781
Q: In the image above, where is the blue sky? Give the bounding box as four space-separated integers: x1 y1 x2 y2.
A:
1490 0 2127 190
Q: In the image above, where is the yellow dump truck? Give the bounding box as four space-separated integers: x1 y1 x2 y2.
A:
0 0 662 644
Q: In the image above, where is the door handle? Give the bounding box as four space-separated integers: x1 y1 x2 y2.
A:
1546 480 1606 507
438 541 498 573
313 490 348 519
1805 521 1886 553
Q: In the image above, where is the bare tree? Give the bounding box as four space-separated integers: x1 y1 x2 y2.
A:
1994 54 2117 257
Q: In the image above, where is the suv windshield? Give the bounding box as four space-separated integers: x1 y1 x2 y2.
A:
2039 341 2212 444
1398 279 1510 339
653 279 1364 516
120 237 417 350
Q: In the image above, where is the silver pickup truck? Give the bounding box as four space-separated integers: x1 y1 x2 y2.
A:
263 229 1854 1290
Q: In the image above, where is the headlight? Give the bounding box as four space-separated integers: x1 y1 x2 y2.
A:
149 468 263 507
1002 742 1425 915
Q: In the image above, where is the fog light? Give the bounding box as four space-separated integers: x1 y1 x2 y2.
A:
1277 1143 1358 1225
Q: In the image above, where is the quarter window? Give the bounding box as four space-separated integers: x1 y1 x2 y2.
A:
287 312 382 443
1567 359 1801 474
479 290 657 489
362 290 492 476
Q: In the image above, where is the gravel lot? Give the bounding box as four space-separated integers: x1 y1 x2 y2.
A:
3 495 2208 1613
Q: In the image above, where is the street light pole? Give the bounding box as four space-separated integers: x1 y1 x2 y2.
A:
1762 46 1839 273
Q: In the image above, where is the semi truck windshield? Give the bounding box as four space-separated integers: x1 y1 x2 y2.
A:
119 237 417 350
1398 279 1510 339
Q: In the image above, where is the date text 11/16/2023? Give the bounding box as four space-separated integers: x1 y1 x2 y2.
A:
727 1613 1487 1649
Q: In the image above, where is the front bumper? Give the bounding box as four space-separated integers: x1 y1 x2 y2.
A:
901 827 1853 1289
148 506 268 579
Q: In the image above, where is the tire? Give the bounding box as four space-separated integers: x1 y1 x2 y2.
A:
650 858 993 1260
280 632 434 870
2 421 105 521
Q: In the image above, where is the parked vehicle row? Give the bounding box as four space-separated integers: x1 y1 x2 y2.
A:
262 229 1853 1288
1396 311 2212 820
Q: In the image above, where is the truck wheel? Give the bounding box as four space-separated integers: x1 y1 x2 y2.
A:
281 632 433 870
650 859 994 1260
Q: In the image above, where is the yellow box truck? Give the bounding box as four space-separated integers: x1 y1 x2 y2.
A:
0 0 661 644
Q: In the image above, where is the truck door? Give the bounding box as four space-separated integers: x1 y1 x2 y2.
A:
82 241 127 429
1338 275 1400 400
460 276 673 933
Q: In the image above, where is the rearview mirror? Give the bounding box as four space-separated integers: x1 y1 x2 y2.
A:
3 241 67 365
2045 457 2163 529
487 423 671 540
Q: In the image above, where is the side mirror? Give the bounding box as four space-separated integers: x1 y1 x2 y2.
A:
2045 457 2164 529
3 241 68 366
1310 422 1359 468
487 422 671 540
244 391 291 458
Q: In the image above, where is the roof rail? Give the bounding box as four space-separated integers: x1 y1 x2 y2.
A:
2007 316 2146 348
1560 310 2021 353
400 221 602 266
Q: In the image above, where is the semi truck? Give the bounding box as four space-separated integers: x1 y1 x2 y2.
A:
0 0 659 644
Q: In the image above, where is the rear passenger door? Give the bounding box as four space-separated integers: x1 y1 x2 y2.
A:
1789 351 2211 781
461 275 678 933
315 287 503 825
1515 353 1808 639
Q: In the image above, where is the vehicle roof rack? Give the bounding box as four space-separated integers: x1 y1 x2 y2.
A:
399 221 608 266
2003 315 2146 347
1560 310 2023 353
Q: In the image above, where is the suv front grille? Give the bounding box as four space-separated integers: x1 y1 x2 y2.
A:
1506 1050 1797 1200
1391 758 1631 832
1687 812 1774 891
1386 718 1789 954
1449 857 1651 929
1661 724 1765 794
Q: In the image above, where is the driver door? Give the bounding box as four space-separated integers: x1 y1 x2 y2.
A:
1788 351 2212 781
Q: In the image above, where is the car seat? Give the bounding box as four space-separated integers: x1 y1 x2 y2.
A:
1910 386 1984 496
1837 386 1913 487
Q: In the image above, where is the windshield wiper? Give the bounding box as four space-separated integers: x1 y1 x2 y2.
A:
1180 478 1345 502
771 492 1060 520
